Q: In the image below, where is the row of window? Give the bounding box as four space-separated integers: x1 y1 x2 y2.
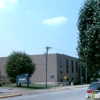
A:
60 58 78 73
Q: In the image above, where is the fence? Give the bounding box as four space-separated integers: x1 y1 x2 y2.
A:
34 81 74 89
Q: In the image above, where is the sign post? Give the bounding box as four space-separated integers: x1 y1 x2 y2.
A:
54 77 57 90
50 73 57 90
64 76 68 88
50 75 54 79
16 74 29 88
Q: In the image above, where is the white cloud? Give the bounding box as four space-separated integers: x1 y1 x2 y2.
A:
0 0 18 10
0 0 4 9
43 16 68 26
6 0 18 4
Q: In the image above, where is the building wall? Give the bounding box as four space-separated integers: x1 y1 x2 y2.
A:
0 53 79 84
56 54 79 82
30 54 57 83
0 57 7 76
0 57 8 83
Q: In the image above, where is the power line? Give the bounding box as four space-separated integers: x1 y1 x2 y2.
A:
51 47 79 58
52 47 76 53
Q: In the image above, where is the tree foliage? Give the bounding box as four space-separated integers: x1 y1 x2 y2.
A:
5 51 36 82
77 0 100 81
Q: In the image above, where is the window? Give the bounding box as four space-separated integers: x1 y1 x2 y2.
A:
66 59 69 73
60 79 63 82
60 58 63 73
72 77 74 81
89 83 100 90
76 61 78 73
67 78 69 81
71 60 74 73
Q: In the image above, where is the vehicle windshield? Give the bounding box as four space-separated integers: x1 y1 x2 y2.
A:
89 83 100 90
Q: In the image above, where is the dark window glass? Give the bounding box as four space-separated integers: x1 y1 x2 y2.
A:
72 77 74 81
76 61 78 73
66 59 68 73
89 83 100 90
60 79 63 82
71 60 74 73
60 58 63 73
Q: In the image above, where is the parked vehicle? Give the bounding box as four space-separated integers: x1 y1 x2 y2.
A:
86 82 100 100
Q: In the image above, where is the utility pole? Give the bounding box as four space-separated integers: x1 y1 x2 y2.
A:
45 46 51 88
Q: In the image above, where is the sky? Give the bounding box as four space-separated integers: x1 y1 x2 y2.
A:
0 0 85 57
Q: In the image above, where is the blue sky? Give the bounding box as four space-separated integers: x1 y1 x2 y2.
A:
0 0 85 57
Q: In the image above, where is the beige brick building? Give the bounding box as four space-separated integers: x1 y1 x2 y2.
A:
0 53 80 84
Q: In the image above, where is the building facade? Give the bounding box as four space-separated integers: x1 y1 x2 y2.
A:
0 53 80 83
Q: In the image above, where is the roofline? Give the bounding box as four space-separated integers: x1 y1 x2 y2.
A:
0 53 79 59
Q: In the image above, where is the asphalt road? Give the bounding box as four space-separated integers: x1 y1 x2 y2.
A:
1 87 88 100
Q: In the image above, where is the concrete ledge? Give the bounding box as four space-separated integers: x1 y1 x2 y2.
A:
0 94 22 99
0 84 89 97
46 85 89 92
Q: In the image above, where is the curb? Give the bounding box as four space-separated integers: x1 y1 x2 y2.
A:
0 94 22 99
43 85 89 93
0 85 89 97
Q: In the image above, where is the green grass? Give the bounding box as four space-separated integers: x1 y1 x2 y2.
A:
2 83 54 90
0 92 3 94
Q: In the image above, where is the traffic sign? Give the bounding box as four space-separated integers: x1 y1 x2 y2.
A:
50 75 54 79
64 76 68 80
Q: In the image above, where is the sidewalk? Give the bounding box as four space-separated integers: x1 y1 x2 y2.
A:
0 84 89 98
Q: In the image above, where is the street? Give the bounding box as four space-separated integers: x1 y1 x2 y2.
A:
1 87 87 100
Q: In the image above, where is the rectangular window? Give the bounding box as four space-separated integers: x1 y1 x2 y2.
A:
60 79 63 82
76 61 78 73
72 77 74 81
66 59 69 73
60 58 63 73
71 60 74 73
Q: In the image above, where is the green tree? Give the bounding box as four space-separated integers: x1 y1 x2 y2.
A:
5 51 36 83
77 0 100 82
